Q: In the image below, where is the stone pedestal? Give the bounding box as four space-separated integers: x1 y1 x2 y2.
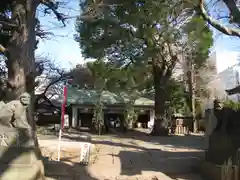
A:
198 131 240 180
0 127 44 180
198 102 240 180
204 109 217 150
197 161 239 180
206 132 237 165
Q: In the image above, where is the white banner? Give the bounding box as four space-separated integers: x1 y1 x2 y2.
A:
64 115 69 127
80 142 91 164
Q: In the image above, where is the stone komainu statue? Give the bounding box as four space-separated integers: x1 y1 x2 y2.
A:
0 93 45 180
213 99 240 134
0 92 31 128
206 99 240 166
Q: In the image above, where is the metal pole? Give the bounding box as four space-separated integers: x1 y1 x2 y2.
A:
57 80 68 161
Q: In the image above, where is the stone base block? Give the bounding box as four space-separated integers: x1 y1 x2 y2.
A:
0 127 45 180
197 161 239 180
0 160 45 180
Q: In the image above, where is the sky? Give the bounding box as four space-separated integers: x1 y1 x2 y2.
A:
36 0 84 70
214 35 240 73
36 0 240 71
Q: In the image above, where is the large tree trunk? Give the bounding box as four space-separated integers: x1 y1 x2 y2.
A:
6 0 38 130
186 62 198 133
150 63 170 136
6 0 37 99
191 66 198 133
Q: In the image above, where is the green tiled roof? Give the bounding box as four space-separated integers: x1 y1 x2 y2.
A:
67 88 125 105
60 88 154 106
134 97 155 106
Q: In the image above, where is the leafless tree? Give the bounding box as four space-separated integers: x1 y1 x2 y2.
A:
34 57 67 107
199 0 240 37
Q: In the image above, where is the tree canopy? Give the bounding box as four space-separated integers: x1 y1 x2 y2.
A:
76 0 214 135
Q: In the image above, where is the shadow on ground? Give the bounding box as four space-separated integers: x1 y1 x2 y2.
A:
115 150 204 176
87 130 204 179
38 127 205 179
58 128 205 151
43 158 99 180
0 127 100 180
111 128 205 150
86 143 204 179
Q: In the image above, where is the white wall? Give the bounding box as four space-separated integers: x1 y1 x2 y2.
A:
218 65 240 102
215 50 240 73
205 51 240 108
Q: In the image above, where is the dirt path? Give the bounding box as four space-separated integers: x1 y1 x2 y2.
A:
87 132 205 180
39 130 205 180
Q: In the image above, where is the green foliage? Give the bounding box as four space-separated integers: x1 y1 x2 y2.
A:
165 78 187 113
0 0 65 52
123 103 138 129
76 0 214 126
92 99 104 135
183 15 214 68
70 59 149 96
86 60 110 134
76 0 195 63
223 99 240 111
71 60 149 132
86 59 111 90
181 15 213 120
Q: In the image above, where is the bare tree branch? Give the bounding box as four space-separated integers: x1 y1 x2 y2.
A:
199 0 240 38
0 14 18 28
222 0 240 24
40 74 64 98
34 57 67 106
35 19 54 39
40 0 67 26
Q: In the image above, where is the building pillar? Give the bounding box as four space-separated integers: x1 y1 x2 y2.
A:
150 109 155 122
78 109 81 128
78 117 82 128
148 109 155 128
72 106 78 128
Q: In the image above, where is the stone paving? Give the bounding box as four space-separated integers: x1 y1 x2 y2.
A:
40 130 205 180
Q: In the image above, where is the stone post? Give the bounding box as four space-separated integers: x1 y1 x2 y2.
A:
149 109 155 127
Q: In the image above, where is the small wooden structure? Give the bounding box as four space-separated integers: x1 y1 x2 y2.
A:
172 115 191 135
